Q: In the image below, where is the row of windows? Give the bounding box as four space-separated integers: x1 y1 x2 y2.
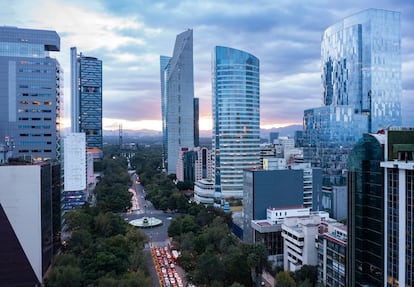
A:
19 133 52 137
20 101 52 105
18 149 52 153
18 68 52 73
18 125 51 129
19 117 52 121
18 109 52 113
22 93 51 97
19 85 53 89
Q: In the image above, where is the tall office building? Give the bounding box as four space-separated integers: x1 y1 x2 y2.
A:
347 128 414 287
70 47 103 150
381 128 414 287
347 132 385 286
0 162 55 286
303 9 402 185
212 46 260 199
160 29 195 174
0 26 62 161
160 55 171 171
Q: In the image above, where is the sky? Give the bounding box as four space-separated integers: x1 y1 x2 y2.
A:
1 0 413 132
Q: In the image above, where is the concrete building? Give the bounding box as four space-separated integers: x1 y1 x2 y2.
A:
0 161 56 286
243 168 303 243
63 133 87 212
212 46 260 199
304 9 402 185
317 221 347 287
282 213 330 272
161 29 195 174
194 178 215 205
380 128 414 287
70 47 103 150
320 185 347 221
251 207 311 267
347 128 414 286
176 146 212 182
0 26 62 161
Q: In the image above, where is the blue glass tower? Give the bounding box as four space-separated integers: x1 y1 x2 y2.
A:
304 9 402 185
70 47 102 150
0 26 62 161
161 29 194 174
212 46 260 199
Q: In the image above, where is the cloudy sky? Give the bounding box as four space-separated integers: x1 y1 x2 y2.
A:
2 0 413 132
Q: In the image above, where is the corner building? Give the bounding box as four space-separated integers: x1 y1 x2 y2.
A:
0 27 62 161
304 9 402 185
212 46 260 199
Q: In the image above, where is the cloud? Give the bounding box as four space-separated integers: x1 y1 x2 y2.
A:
3 0 413 131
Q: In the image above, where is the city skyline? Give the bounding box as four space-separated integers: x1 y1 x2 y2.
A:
2 0 413 132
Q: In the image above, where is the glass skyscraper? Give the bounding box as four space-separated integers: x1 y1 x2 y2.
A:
160 55 171 172
160 29 195 174
304 9 402 185
0 26 62 161
212 46 260 199
70 47 103 150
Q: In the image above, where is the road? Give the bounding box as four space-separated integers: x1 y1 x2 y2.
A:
124 173 180 246
124 173 183 286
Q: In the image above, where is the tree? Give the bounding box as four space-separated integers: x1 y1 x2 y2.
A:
44 265 83 287
294 265 318 286
247 243 269 287
275 271 296 287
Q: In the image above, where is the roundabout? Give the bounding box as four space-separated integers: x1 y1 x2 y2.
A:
129 217 163 228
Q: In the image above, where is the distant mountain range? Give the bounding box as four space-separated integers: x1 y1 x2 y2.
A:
101 124 303 143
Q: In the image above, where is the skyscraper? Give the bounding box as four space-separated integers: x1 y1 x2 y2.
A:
303 9 402 185
0 26 62 161
160 29 195 174
381 128 414 287
160 55 171 172
70 47 103 150
347 128 414 287
347 132 385 286
212 46 260 199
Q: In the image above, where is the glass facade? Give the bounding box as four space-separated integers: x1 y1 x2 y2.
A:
71 47 103 150
382 129 414 287
160 55 171 171
304 9 402 185
347 133 384 286
0 27 62 161
212 46 260 198
162 29 195 174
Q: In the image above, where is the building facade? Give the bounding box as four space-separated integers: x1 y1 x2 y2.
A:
176 146 212 182
243 169 303 243
212 46 260 199
160 29 195 174
347 132 385 286
282 213 331 272
0 26 62 161
317 222 347 287
304 9 402 185
70 47 103 150
0 162 55 286
380 128 414 287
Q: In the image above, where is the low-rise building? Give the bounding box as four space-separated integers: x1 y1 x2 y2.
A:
317 221 347 286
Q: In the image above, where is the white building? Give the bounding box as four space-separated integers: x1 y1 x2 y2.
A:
381 128 414 287
0 163 53 285
281 212 330 272
194 179 215 205
64 133 86 192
